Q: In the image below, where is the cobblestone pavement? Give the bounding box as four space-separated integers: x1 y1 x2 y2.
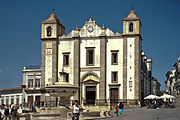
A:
102 107 180 120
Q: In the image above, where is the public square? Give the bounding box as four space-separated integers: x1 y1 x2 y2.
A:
103 107 180 120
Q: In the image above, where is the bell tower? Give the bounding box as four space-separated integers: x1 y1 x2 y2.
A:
123 9 142 35
41 11 65 89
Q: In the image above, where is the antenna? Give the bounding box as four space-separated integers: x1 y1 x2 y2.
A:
52 8 55 13
89 13 92 19
132 4 134 10
131 0 134 10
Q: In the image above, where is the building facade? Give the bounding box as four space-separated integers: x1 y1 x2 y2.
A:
0 10 156 110
38 9 155 110
0 88 23 106
173 56 180 95
165 56 180 96
165 70 176 95
22 66 42 107
152 77 161 96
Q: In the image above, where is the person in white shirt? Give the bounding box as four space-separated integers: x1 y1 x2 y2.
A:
0 107 4 120
71 100 80 120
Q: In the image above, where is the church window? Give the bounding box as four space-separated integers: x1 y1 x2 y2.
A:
129 22 133 32
86 48 95 66
112 71 118 83
46 26 52 36
111 50 119 65
129 81 132 88
63 53 69 66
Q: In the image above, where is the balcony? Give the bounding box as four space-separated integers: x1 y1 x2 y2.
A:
24 65 41 70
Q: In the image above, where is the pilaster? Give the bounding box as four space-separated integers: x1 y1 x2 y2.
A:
99 36 106 104
123 38 127 100
73 37 80 102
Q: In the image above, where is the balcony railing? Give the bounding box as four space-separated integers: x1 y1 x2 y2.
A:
24 65 41 70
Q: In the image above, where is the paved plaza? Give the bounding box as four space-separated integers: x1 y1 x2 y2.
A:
102 107 180 120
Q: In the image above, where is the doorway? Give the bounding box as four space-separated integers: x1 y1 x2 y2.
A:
28 96 33 106
86 86 96 105
35 96 40 107
110 88 119 109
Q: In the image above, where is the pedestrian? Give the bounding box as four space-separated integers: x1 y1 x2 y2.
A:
114 104 119 116
3 104 9 120
138 101 141 108
72 100 80 120
118 102 124 116
0 106 4 120
153 99 157 109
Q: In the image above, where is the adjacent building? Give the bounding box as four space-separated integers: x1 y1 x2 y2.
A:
0 88 23 106
173 56 180 94
165 56 180 96
152 77 161 96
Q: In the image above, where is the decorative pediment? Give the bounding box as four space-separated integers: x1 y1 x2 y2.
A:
83 74 99 83
60 18 121 39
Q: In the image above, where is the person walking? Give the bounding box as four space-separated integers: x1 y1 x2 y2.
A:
72 100 80 120
119 102 124 116
114 104 119 116
153 99 157 109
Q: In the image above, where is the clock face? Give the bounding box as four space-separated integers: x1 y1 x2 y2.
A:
88 26 93 33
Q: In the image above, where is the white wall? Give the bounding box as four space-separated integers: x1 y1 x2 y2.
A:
58 40 74 85
80 39 100 68
0 93 22 105
127 38 135 99
106 38 123 99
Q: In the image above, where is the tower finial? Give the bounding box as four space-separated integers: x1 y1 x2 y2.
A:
131 0 134 10
132 4 134 10
52 8 55 13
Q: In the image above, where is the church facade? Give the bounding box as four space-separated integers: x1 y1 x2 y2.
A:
38 9 153 110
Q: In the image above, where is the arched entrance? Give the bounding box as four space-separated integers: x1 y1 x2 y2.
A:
82 73 99 105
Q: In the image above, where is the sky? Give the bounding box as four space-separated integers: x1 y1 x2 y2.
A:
0 0 180 90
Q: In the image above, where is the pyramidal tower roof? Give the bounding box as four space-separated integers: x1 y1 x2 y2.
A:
123 9 140 20
42 12 65 28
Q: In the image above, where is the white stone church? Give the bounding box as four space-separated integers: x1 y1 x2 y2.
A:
0 9 157 110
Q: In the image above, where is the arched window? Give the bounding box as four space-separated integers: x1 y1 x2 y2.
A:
129 22 133 32
46 26 52 36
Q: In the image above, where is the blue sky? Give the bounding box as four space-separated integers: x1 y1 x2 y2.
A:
0 0 180 90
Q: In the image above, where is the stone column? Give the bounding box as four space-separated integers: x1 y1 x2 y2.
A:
99 36 106 104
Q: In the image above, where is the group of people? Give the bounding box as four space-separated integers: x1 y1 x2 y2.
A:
115 102 124 116
0 102 17 120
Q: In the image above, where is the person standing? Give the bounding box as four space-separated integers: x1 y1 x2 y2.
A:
153 99 157 109
72 100 80 120
119 102 124 116
138 101 141 108
3 104 9 120
0 106 4 120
